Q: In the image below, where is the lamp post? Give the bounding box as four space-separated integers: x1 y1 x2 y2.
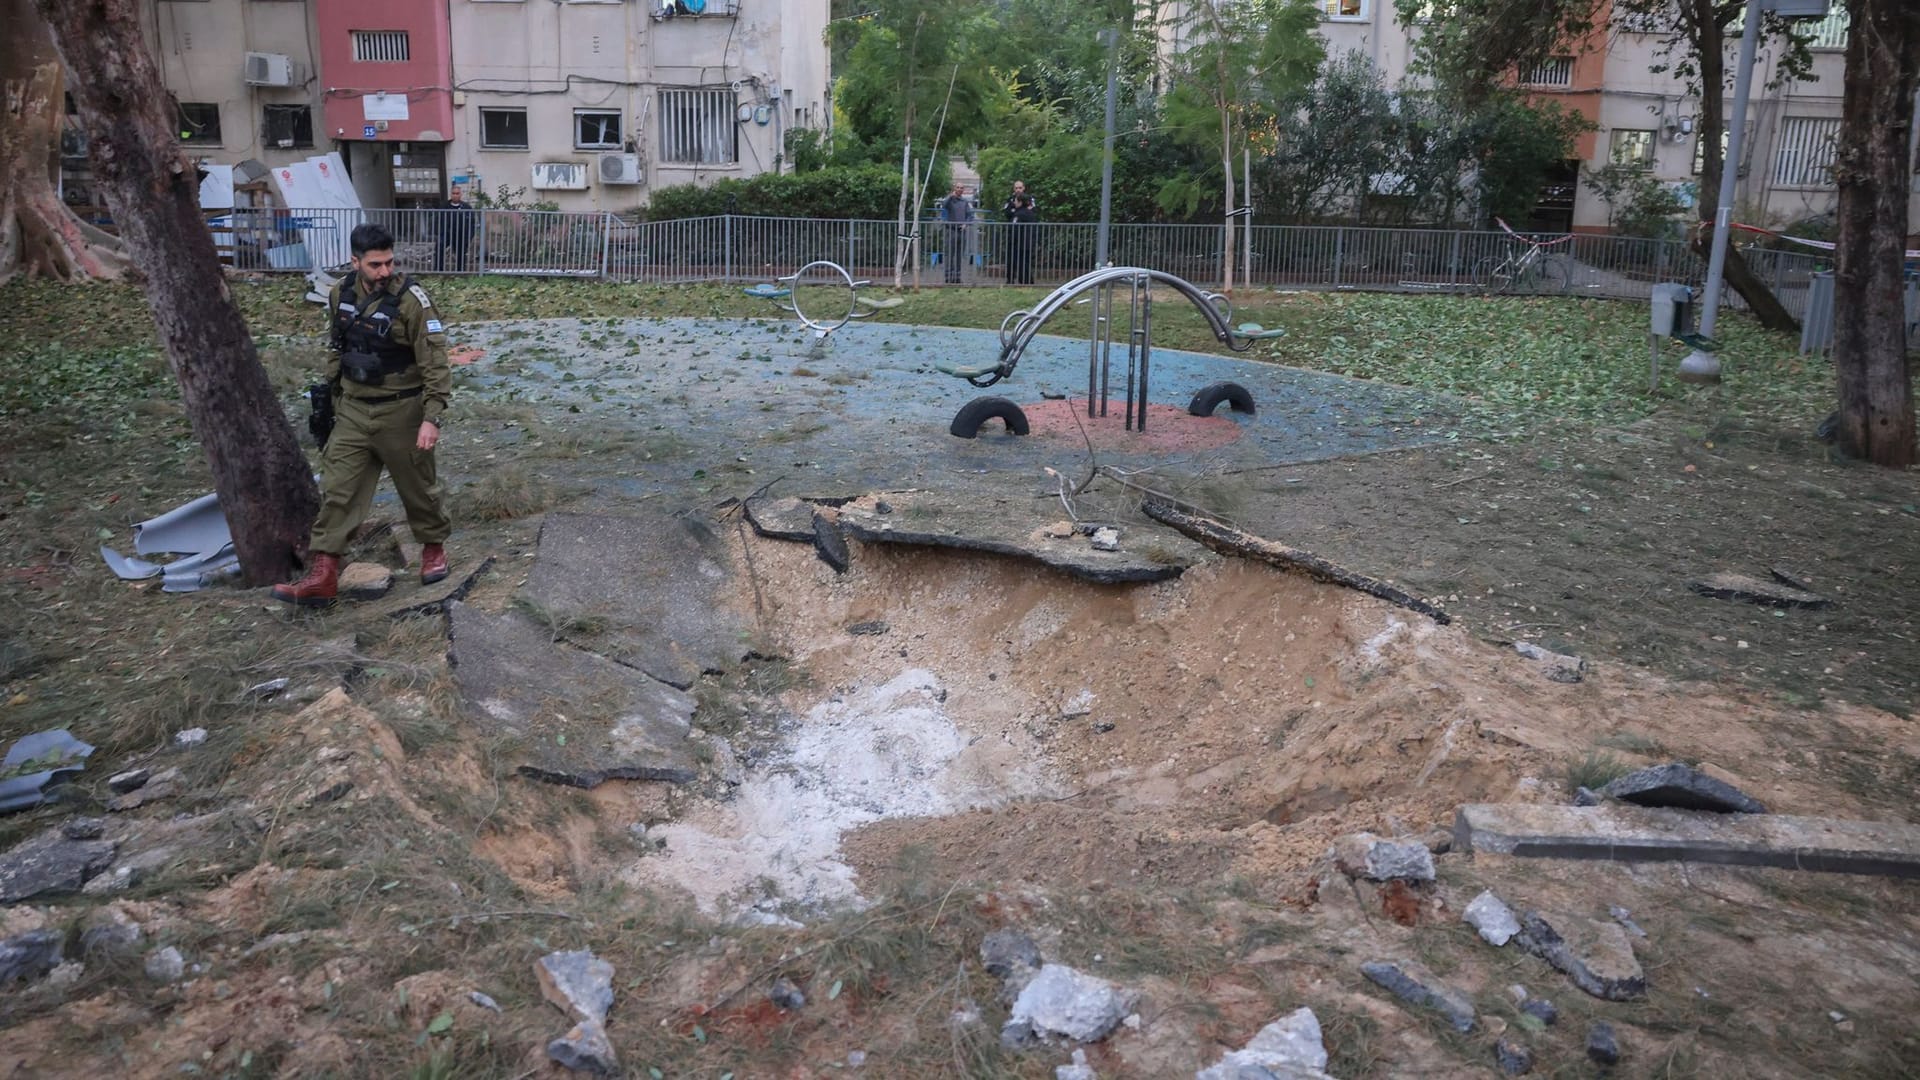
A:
1678 0 1766 384
1095 27 1120 269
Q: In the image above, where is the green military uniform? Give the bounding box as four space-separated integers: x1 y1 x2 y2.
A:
310 274 453 554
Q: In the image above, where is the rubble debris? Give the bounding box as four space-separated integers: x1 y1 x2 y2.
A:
1601 763 1767 814
768 977 806 1011
1454 803 1920 878
1586 1021 1621 1066
548 1019 617 1075
0 929 64 985
1514 912 1646 1002
337 562 393 599
847 620 890 637
1495 1036 1534 1075
1513 641 1584 683
812 510 852 574
0 729 94 814
1055 1048 1097 1080
1573 786 1603 807
1142 498 1449 623
174 728 208 748
1330 832 1436 882
1360 960 1476 1032
536 949 614 1025
836 492 1200 584
79 907 144 955
469 990 502 1013
1520 997 1559 1026
1004 963 1136 1045
100 491 243 593
981 928 1043 980
1089 527 1120 552
1609 906 1648 938
1688 572 1831 609
743 496 817 543
1194 1007 1334 1080
0 825 117 902
106 766 181 812
107 768 152 795
243 678 290 700
144 946 186 984
1463 889 1520 946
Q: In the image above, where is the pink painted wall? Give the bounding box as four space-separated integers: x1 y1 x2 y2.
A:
317 0 453 143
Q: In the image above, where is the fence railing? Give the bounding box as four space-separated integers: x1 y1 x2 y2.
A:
220 208 1831 313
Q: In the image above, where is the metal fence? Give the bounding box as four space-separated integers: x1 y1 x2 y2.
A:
225 208 1831 313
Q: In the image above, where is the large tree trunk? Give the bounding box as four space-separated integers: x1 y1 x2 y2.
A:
1688 0 1799 334
34 0 319 583
0 0 128 283
1829 0 1919 467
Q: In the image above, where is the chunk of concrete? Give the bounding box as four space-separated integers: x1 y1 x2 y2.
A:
1360 960 1475 1032
547 1017 618 1075
743 496 817 542
0 929 64 985
1689 572 1831 609
448 603 698 788
1513 641 1584 683
1056 1048 1098 1080
812 510 852 574
1513 912 1646 1002
1463 889 1520 947
1494 1036 1534 1075
337 562 393 599
1601 763 1766 814
0 826 117 902
535 949 615 1025
144 945 185 984
1586 1021 1621 1066
835 491 1204 585
1194 1007 1333 1080
521 511 750 690
106 766 181 812
1453 803 1920 878
981 928 1043 979
1006 963 1136 1044
1330 833 1435 882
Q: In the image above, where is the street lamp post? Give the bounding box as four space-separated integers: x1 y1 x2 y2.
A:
1678 0 1766 384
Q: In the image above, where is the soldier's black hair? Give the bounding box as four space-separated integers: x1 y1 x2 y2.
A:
350 223 395 257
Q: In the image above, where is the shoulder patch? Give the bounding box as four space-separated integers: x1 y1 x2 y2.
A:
408 284 434 309
425 318 445 334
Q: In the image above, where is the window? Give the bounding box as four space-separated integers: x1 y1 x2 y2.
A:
659 88 737 165
1801 8 1848 49
1609 128 1656 168
351 30 411 62
1522 57 1573 87
574 109 623 150
175 101 222 143
1615 5 1666 34
1773 116 1840 187
261 104 313 149
1318 0 1366 18
480 107 530 149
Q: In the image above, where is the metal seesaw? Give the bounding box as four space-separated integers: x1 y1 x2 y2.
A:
746 259 904 359
932 267 1282 437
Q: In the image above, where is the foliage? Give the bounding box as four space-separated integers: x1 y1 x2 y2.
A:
1581 163 1688 239
1155 0 1325 220
829 0 1006 168
644 165 910 220
468 183 559 213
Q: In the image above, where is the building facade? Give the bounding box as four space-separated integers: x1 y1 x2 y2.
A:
1148 0 1911 235
123 0 828 213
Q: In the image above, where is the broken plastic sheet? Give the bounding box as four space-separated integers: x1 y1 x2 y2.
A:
101 491 240 594
0 729 94 814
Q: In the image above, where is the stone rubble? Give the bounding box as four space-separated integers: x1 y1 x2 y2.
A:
537 949 617 1075
0 825 118 903
1004 963 1137 1046
1360 960 1476 1032
144 945 186 984
1463 889 1520 946
1515 912 1647 1001
0 929 64 985
1329 832 1435 882
1194 1006 1335 1080
1494 1036 1534 1075
1055 1047 1098 1080
1586 1021 1621 1066
1601 763 1767 814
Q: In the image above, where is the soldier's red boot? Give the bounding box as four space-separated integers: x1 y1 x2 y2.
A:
420 543 449 585
272 553 340 607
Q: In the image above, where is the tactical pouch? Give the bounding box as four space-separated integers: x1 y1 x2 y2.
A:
306 382 336 449
340 350 386 386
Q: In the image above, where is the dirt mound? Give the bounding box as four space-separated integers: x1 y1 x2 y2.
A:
618 528 1913 915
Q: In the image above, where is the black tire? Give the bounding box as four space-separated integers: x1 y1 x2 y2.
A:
949 396 1031 439
1188 381 1256 417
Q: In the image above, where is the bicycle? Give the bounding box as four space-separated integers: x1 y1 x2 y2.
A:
1472 219 1573 295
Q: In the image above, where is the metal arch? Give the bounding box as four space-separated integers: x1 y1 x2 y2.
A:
968 267 1258 388
778 259 873 338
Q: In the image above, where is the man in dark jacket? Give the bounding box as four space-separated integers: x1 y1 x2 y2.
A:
434 185 477 272
1001 180 1039 285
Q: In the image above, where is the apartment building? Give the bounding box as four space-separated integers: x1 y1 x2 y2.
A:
120 0 827 213
448 0 830 211
1148 0 1908 235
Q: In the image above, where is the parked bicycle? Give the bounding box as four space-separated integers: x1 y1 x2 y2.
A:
1472 219 1574 295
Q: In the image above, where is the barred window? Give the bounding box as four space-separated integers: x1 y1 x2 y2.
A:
659 88 737 165
1772 116 1840 188
1522 57 1573 88
1610 128 1657 168
351 30 411 62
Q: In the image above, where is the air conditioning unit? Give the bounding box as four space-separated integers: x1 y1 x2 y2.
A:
598 153 642 185
244 52 295 87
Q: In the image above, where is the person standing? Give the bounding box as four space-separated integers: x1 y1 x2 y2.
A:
275 223 454 606
434 184 477 272
936 181 974 284
1001 180 1039 285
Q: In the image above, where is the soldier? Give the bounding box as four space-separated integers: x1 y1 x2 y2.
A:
274 223 453 606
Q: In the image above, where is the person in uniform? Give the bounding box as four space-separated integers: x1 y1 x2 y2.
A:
274 223 453 605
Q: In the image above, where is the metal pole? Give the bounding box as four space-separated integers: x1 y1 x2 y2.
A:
1096 28 1120 269
1242 148 1252 288
1680 0 1765 384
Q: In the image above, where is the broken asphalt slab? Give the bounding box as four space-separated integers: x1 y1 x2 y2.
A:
1601 763 1767 814
1689 572 1832 609
1361 959 1477 1031
0 824 117 903
522 511 750 690
743 496 817 543
1455 803 1920 878
832 491 1209 584
447 602 698 788
1513 911 1647 1001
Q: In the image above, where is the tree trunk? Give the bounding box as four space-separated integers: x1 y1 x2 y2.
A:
34 0 319 583
1830 0 1918 467
0 0 128 283
1688 1 1799 334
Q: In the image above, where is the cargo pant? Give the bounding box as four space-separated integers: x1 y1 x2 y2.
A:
309 391 451 554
